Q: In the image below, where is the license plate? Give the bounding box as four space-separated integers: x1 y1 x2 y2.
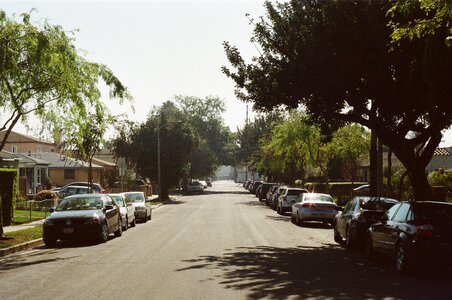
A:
63 227 74 234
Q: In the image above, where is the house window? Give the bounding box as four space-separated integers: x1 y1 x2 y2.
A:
64 169 76 179
12 146 17 153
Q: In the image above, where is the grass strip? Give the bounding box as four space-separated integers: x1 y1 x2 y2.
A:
13 210 48 225
0 226 43 249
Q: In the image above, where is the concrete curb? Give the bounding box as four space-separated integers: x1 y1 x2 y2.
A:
0 238 44 258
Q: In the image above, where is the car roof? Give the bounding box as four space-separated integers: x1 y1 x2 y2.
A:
65 193 104 199
354 196 399 203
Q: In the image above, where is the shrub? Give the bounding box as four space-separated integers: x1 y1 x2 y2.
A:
0 168 19 226
33 190 59 201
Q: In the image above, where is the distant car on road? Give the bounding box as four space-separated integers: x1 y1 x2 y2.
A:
334 196 399 248
55 185 90 199
187 181 204 194
122 192 152 222
199 180 208 188
206 178 212 187
291 193 339 226
54 182 105 194
43 194 122 245
109 193 136 230
366 201 452 274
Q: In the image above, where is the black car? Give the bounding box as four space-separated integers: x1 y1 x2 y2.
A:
266 185 279 206
257 183 276 202
250 181 263 194
366 201 452 274
334 196 399 248
43 194 122 245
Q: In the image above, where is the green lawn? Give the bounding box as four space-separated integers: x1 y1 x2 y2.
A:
0 226 43 249
13 210 48 225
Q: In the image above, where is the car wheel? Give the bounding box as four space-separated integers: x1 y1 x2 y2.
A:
296 212 302 225
148 210 152 220
123 216 128 231
114 218 123 237
345 226 355 249
395 242 410 274
143 212 148 223
365 235 374 260
277 205 282 215
131 216 136 227
334 223 342 244
43 236 57 247
291 212 295 223
99 223 109 243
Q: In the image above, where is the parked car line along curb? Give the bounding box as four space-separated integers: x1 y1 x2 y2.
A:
0 201 172 258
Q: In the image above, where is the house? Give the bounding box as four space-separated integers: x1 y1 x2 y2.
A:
0 130 58 154
28 152 104 188
426 147 452 172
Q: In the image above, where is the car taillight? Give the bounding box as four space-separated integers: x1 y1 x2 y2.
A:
417 224 433 238
301 203 317 208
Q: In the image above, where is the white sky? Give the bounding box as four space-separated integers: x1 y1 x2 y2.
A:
1 0 451 146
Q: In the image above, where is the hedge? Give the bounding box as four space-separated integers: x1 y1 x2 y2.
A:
304 182 368 206
0 168 19 226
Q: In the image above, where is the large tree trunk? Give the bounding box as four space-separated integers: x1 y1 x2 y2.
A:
406 165 433 201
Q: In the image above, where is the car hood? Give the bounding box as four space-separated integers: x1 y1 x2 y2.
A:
48 210 103 219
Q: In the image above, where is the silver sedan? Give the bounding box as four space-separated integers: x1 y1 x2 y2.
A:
109 193 136 230
291 193 340 226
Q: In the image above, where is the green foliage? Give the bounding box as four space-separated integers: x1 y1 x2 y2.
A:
33 190 58 201
223 0 452 200
428 170 452 189
0 225 42 249
0 168 18 226
0 10 131 152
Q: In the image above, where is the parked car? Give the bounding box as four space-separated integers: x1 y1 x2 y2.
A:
266 185 279 206
55 185 90 199
109 193 136 230
366 201 452 274
122 192 152 222
43 194 122 245
277 188 309 215
291 193 339 226
258 183 276 202
54 182 104 193
206 178 212 187
187 181 204 194
250 181 263 194
270 186 287 210
255 184 263 197
334 196 399 248
199 180 208 188
353 184 370 196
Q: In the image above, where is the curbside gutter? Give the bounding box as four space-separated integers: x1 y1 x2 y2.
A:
0 197 178 258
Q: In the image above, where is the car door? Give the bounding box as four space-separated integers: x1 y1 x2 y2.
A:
386 203 411 251
373 203 402 254
338 199 356 237
103 196 119 232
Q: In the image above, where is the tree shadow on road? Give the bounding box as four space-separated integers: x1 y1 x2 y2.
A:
176 244 452 300
201 190 251 195
0 250 78 272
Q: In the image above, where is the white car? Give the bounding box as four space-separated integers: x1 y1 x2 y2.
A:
199 180 208 188
277 188 308 215
187 181 204 194
291 193 339 226
109 193 136 230
122 192 152 222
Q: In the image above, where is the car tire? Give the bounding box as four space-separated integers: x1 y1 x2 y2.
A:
143 212 148 223
131 217 136 227
395 242 410 274
148 210 152 220
334 223 342 244
114 218 123 237
291 213 295 224
365 235 374 260
277 205 282 215
345 226 355 249
296 212 302 225
123 216 128 231
99 223 109 243
43 236 57 247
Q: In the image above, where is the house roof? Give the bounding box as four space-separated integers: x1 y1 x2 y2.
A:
91 157 116 167
434 147 451 157
0 130 55 145
25 152 103 169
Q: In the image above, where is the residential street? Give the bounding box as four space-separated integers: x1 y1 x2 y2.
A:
0 181 450 300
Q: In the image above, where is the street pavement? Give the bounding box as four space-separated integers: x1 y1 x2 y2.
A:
0 181 450 300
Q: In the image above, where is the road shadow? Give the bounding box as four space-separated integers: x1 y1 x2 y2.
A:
163 200 186 205
201 190 251 195
266 215 291 223
176 245 452 300
0 250 78 272
296 221 332 229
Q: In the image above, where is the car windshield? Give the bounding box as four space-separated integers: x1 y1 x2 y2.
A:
287 189 306 196
110 196 125 207
125 193 145 202
303 194 334 203
56 197 102 211
361 198 397 210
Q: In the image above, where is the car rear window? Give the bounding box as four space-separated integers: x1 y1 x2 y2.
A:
287 189 307 196
303 194 334 203
361 198 397 210
413 203 452 224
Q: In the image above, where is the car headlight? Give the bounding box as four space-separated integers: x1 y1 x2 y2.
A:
44 219 54 226
84 214 100 224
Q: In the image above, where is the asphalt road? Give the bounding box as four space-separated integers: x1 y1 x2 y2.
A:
0 181 450 300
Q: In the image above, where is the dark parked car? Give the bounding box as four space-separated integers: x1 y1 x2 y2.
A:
258 183 276 202
270 186 287 210
250 181 263 194
266 185 279 206
334 196 399 248
366 201 452 274
43 194 122 245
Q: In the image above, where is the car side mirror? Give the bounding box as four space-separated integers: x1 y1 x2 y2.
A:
48 207 55 213
105 205 114 210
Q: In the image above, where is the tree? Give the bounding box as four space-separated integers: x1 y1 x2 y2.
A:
223 0 452 200
0 10 130 152
113 101 196 200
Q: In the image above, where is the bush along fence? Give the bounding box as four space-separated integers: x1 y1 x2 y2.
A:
0 168 19 226
304 182 368 206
